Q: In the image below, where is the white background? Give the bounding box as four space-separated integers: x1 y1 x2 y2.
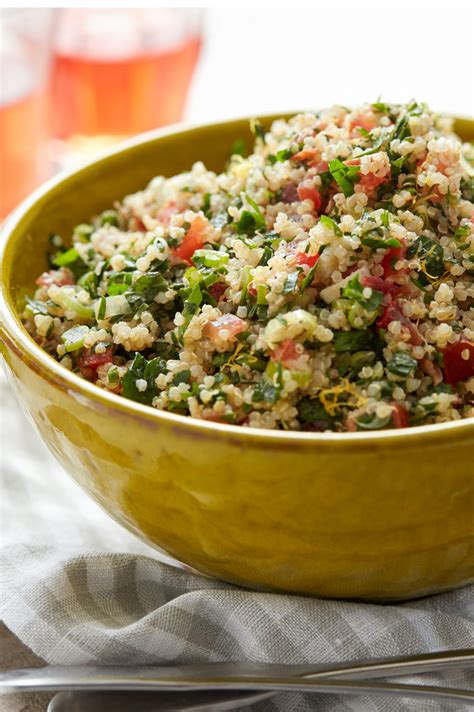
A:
188 7 474 121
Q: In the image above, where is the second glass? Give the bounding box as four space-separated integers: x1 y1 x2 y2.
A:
50 9 202 152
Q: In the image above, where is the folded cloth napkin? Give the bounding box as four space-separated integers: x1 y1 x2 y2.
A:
1 373 473 711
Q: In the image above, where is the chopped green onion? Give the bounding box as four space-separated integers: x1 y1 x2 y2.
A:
61 325 89 352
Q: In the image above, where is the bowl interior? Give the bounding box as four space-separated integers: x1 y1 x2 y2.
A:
3 113 474 308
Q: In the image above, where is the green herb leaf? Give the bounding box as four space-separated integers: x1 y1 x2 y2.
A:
342 274 383 311
300 263 318 293
454 224 470 240
371 101 391 115
172 369 191 386
361 232 402 250
53 248 80 267
328 159 360 197
406 235 445 285
97 296 106 320
297 397 333 429
252 380 279 404
320 215 342 236
334 329 374 353
236 196 266 235
122 353 166 405
386 351 417 377
276 148 293 162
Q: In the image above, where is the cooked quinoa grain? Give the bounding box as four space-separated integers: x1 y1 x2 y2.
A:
24 101 474 431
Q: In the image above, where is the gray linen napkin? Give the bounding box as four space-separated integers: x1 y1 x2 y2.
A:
1 373 473 711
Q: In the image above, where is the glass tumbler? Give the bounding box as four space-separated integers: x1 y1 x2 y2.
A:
0 9 55 218
50 8 203 162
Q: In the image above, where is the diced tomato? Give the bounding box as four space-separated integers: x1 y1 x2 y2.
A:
291 149 320 165
79 347 113 378
296 252 319 268
172 215 208 264
390 403 409 428
345 157 390 193
208 282 227 301
130 216 146 232
360 274 400 296
281 182 299 204
381 245 406 278
345 158 360 167
315 160 329 173
358 173 389 192
157 201 179 226
377 302 403 329
297 184 322 212
247 284 257 297
350 112 377 136
377 302 423 345
270 339 300 367
204 314 246 342
36 268 75 288
441 341 474 384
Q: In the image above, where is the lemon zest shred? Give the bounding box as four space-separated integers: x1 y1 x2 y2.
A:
317 378 366 416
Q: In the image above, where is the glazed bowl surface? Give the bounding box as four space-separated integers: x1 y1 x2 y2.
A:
1 114 474 600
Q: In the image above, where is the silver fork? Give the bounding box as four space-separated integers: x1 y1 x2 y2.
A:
0 649 472 711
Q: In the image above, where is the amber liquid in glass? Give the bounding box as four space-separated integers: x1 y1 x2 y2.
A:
0 89 48 217
51 36 201 139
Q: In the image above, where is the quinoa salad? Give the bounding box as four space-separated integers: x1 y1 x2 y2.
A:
24 100 474 431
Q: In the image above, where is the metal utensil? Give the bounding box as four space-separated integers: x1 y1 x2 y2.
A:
47 680 474 712
48 689 277 712
2 648 473 695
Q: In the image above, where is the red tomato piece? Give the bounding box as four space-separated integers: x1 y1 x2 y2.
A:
350 112 377 136
79 347 113 378
358 173 389 192
377 302 423 345
442 341 474 384
291 149 320 165
172 215 208 264
296 252 319 268
270 339 300 366
297 184 322 212
381 245 406 278
157 201 179 226
315 160 329 173
208 282 227 301
390 403 409 428
377 302 403 329
360 274 400 296
281 182 299 204
36 268 75 288
204 314 246 341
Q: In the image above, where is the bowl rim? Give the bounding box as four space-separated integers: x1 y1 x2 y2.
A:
1 112 473 446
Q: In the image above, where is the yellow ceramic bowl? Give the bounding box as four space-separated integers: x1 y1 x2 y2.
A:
1 115 474 601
